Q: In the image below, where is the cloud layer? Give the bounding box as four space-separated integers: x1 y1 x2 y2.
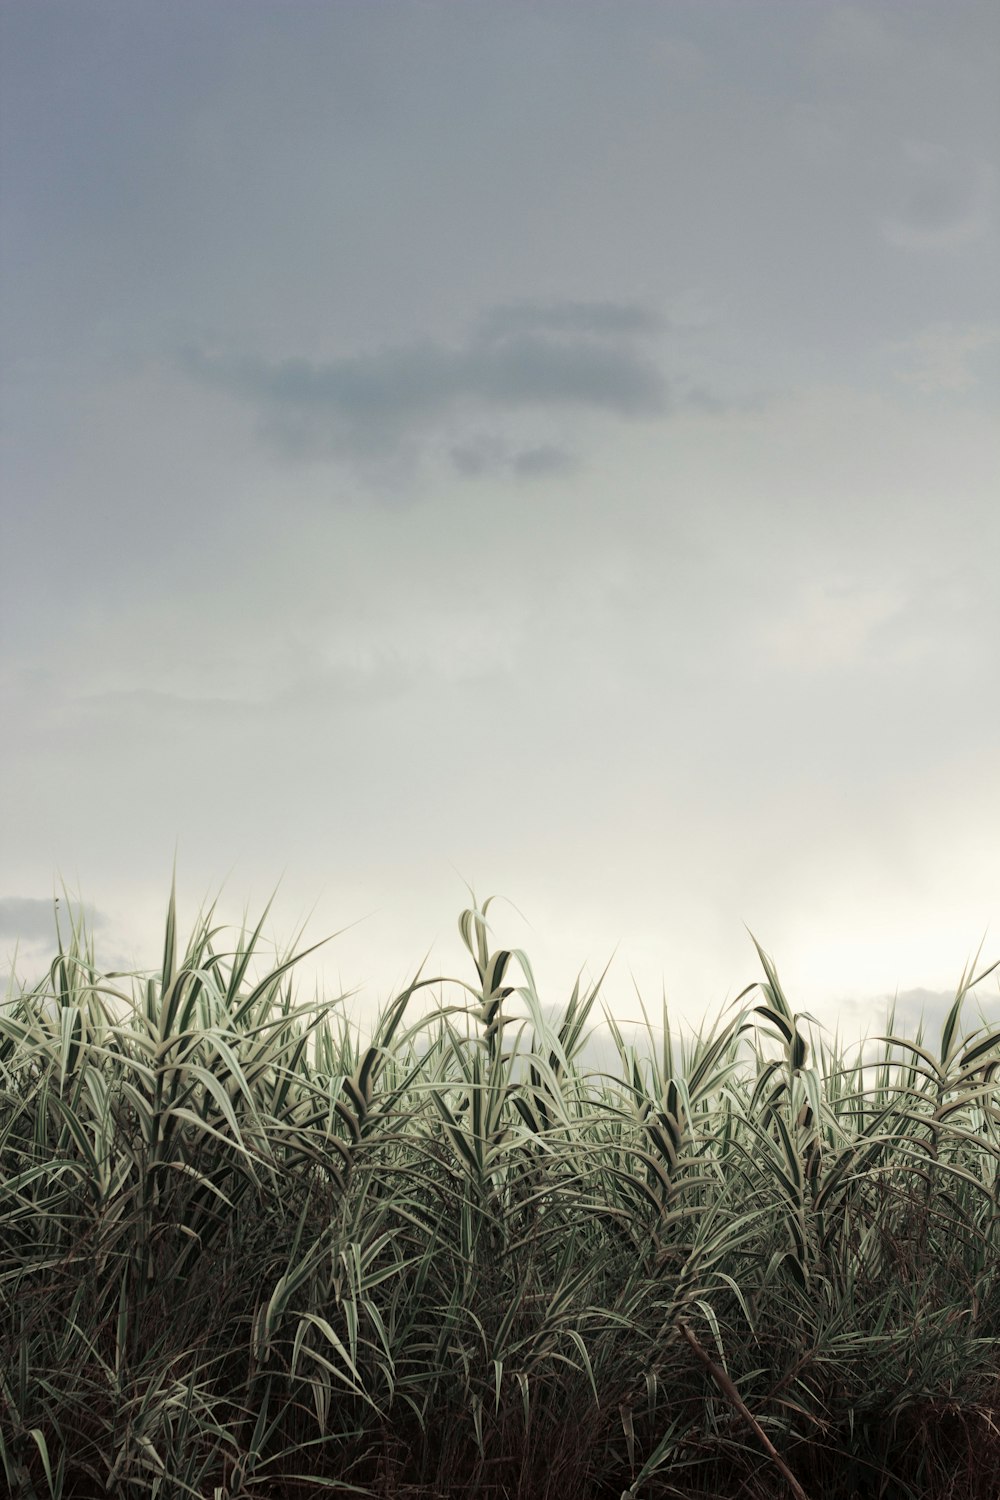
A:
2 1 997 1024
0 896 105 944
182 301 668 462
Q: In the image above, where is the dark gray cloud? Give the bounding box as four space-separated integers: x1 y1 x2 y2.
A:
0 896 105 943
888 983 1000 1035
881 145 996 252
450 436 577 480
450 437 503 478
841 982 1000 1044
512 444 576 478
477 300 662 342
183 303 667 460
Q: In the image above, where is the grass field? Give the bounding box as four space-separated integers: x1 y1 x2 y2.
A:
2 886 999 1499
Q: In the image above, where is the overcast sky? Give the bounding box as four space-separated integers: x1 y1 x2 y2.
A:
2 0 998 1035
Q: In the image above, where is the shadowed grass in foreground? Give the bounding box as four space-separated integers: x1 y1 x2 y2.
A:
2 887 999 1499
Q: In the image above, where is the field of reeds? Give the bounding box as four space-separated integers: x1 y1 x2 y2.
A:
2 886 999 1500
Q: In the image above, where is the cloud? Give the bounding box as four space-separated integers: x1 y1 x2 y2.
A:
879 985 1000 1038
815 4 897 71
754 578 907 674
880 143 996 252
73 664 414 721
182 301 668 462
838 981 1000 1045
0 896 105 943
477 300 662 342
892 321 1000 393
512 444 576 478
450 435 577 481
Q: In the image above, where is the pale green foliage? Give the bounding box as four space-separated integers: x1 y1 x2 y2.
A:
1 891 998 1499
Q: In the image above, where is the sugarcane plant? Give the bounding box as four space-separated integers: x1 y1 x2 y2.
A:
1 887 998 1500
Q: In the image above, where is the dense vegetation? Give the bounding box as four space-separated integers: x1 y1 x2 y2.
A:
2 887 999 1499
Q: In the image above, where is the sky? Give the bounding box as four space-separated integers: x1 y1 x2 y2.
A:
2 0 999 1039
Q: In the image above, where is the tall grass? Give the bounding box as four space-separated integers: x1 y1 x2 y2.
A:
2 888 998 1499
